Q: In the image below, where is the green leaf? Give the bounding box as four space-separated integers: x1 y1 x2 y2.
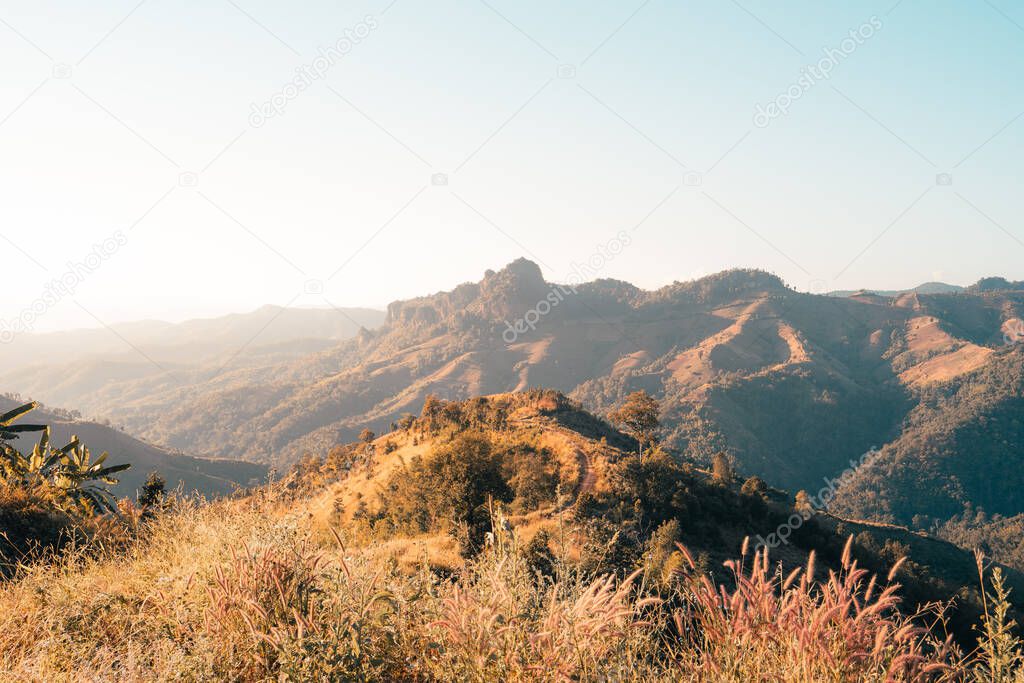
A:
0 424 47 434
57 439 80 456
0 402 37 426
93 464 131 478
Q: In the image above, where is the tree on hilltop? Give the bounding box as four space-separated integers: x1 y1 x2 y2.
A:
609 391 660 461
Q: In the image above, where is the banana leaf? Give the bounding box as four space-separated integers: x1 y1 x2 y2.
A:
0 402 38 426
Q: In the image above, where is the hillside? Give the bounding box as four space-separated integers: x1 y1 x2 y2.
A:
6 260 1024 552
830 347 1024 525
295 390 1023 644
1 389 1020 680
0 396 266 499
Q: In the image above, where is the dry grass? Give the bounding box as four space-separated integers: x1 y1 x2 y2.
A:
671 537 953 681
0 487 1020 682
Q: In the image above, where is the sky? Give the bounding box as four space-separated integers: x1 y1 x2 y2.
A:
1 0 1023 333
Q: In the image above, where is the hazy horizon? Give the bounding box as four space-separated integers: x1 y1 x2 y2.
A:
3 1 1023 334
0 257 991 335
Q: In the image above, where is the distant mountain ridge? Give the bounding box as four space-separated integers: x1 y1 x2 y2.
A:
827 282 965 297
0 304 385 417
6 260 1024 547
0 304 384 367
827 276 1024 298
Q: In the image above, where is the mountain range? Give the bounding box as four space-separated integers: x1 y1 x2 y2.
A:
0 304 384 421
5 259 1024 545
827 281 964 297
0 303 383 369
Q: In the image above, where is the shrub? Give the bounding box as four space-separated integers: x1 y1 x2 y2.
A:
381 433 511 551
522 529 556 578
0 484 76 576
642 519 684 588
137 472 167 511
500 444 560 512
0 402 129 516
971 551 1024 681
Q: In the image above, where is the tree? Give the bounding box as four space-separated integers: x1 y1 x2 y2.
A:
323 444 356 477
382 432 511 557
421 395 443 426
795 489 813 516
741 475 768 499
292 452 322 479
609 391 660 460
711 451 735 485
358 428 375 444
138 471 167 511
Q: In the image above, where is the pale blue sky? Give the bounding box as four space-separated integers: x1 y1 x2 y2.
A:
1 0 1023 331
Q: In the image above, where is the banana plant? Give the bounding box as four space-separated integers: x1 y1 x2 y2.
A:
0 401 130 515
0 401 46 441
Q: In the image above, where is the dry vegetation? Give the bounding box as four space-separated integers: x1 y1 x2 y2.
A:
3 391 1024 680
0 482 1021 682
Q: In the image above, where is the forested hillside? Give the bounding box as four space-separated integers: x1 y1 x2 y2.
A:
7 260 1024 567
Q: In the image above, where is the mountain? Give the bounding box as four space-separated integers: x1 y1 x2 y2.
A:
827 276 1024 298
967 276 1024 293
0 304 384 417
6 260 1024 552
827 281 965 297
0 304 385 367
0 396 266 498
829 347 1024 526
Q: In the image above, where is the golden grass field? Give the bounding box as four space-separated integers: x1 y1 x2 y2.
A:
1 478 1021 682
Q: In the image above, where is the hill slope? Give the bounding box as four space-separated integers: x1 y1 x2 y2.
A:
298 390 1023 643
3 393 1015 680
831 347 1024 525
0 396 266 498
8 260 1024 544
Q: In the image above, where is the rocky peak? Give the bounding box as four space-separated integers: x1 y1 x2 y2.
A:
384 259 552 329
474 259 551 319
